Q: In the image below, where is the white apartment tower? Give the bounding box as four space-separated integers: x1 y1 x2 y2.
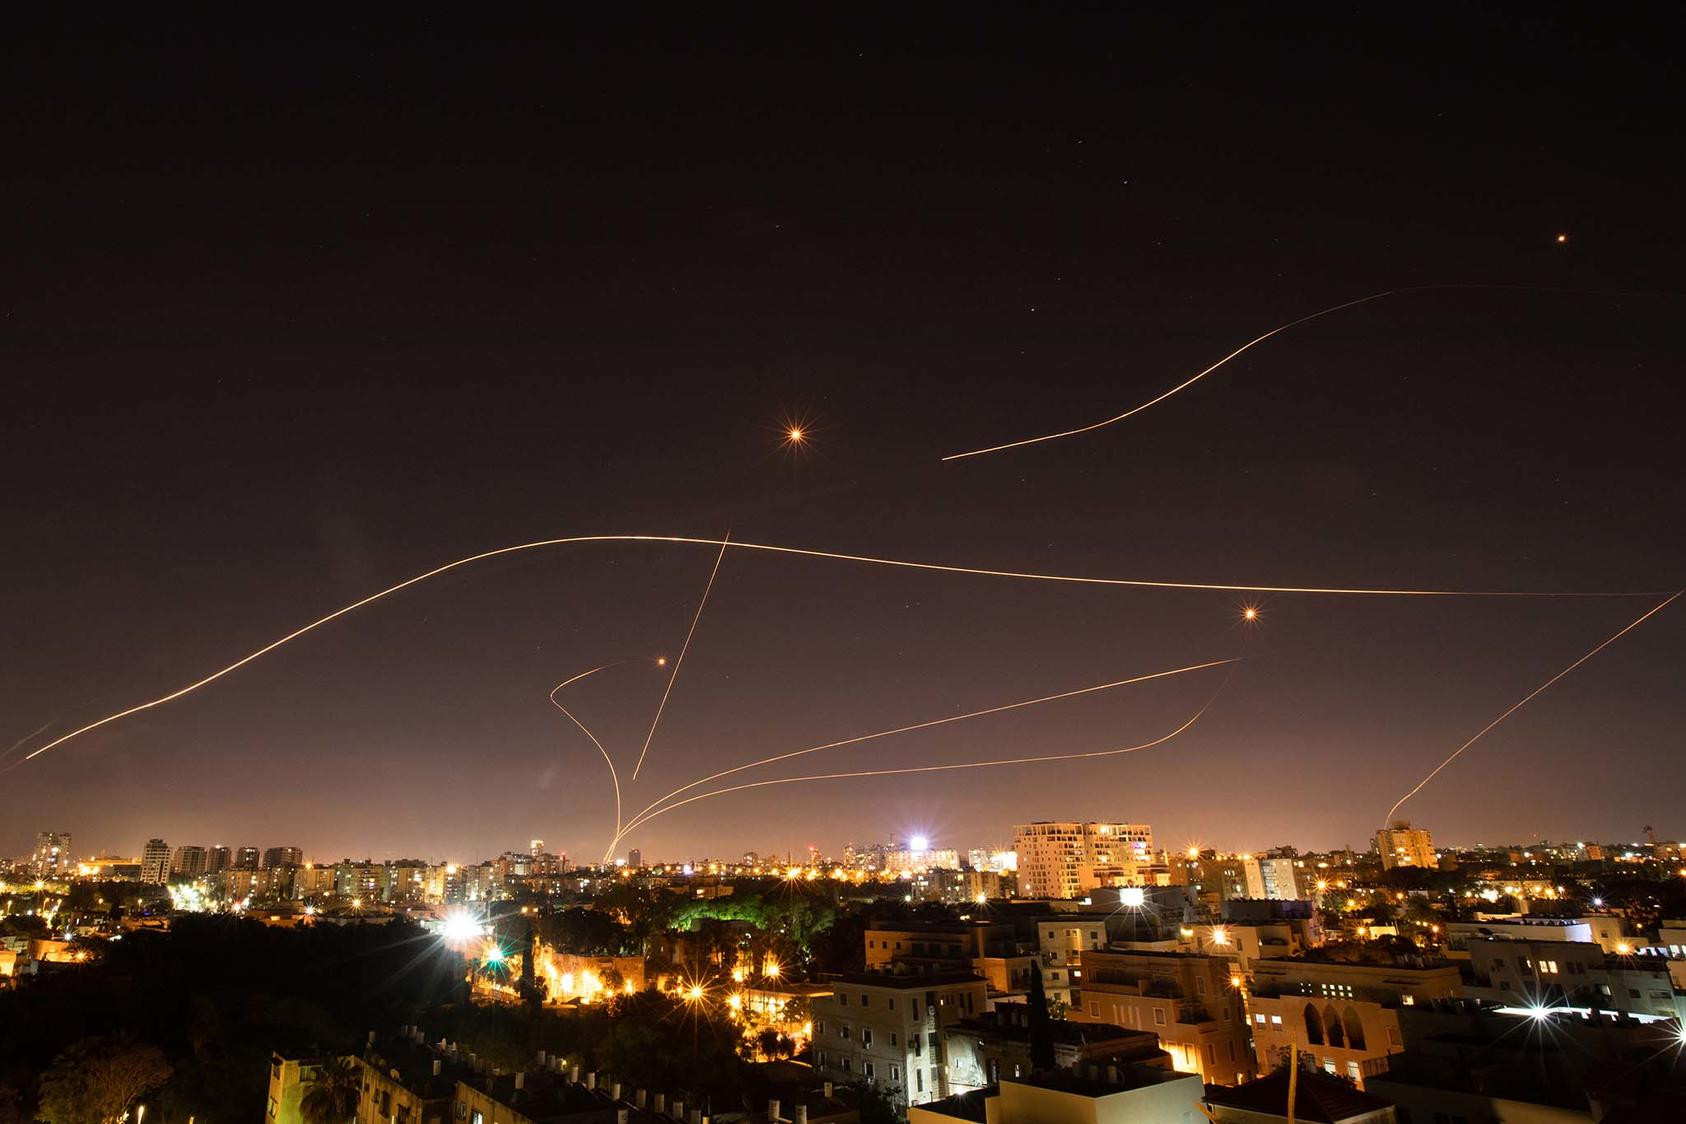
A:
140 838 171 884
1013 821 1154 899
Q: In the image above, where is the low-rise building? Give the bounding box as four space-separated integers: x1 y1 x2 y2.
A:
812 971 989 1109
1244 953 1464 1088
944 1008 1169 1092
1069 949 1254 1085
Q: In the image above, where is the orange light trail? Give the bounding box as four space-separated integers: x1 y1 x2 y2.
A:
941 283 1686 462
614 675 1229 840
548 661 656 845
631 533 730 781
4 533 1655 771
624 657 1238 835
1385 591 1681 824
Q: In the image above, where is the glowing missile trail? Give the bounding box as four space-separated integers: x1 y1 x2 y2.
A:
547 661 658 844
626 657 1238 830
613 675 1229 842
0 720 54 764
4 534 1655 771
632 533 730 781
1385 590 1681 824
942 283 1686 462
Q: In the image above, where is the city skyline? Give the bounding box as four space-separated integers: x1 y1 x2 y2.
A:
4 11 1684 862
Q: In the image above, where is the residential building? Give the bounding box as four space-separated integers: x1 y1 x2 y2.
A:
208 845 232 874
334 861 383 902
1014 822 1154 900
171 845 209 878
913 868 1006 905
944 1008 1170 1091
234 845 261 870
1244 952 1464 1088
966 847 1018 874
1036 916 1108 1007
31 832 73 879
1374 822 1435 871
1366 1001 1686 1123
382 860 430 903
887 846 962 874
1241 856 1303 901
910 1068 1205 1124
811 971 989 1109
627 848 642 869
264 846 303 869
1069 949 1254 1085
865 920 1022 973
140 838 170 884
294 864 336 901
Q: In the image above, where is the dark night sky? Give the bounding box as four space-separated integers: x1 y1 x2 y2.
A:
3 9 1683 864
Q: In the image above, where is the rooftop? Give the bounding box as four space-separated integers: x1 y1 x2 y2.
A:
1004 1065 1195 1098
910 1088 991 1122
1204 1069 1394 1122
829 970 984 989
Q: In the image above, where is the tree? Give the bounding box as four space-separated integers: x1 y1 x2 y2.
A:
1026 966 1056 1073
36 1035 172 1124
299 1058 362 1124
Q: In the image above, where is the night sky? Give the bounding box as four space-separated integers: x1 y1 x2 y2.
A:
4 10 1683 864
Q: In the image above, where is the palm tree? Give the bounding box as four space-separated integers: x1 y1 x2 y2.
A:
300 1058 361 1124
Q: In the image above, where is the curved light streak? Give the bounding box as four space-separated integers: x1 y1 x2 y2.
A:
632 534 730 781
1385 590 1681 824
628 657 1238 828
614 675 1230 842
547 661 647 845
942 283 1685 462
7 533 1655 770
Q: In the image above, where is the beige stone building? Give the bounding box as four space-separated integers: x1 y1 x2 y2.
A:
1013 822 1154 900
1244 955 1464 1088
1068 949 1255 1085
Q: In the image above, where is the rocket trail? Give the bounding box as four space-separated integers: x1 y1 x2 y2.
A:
629 657 1239 827
615 673 1231 841
0 720 54 764
942 283 1686 462
6 534 1657 770
547 663 636 845
632 534 730 781
1384 590 1681 824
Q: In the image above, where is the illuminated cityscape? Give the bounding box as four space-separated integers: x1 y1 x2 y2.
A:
3 8 1685 1124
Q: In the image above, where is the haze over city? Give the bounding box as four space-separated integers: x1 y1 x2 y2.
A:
5 10 1683 863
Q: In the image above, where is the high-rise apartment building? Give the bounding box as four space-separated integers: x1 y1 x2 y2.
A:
627 849 642 869
32 832 73 879
1013 822 1154 899
141 838 171 884
208 845 232 874
234 846 261 870
1241 856 1302 901
263 846 303 869
172 845 209 878
1375 822 1436 870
